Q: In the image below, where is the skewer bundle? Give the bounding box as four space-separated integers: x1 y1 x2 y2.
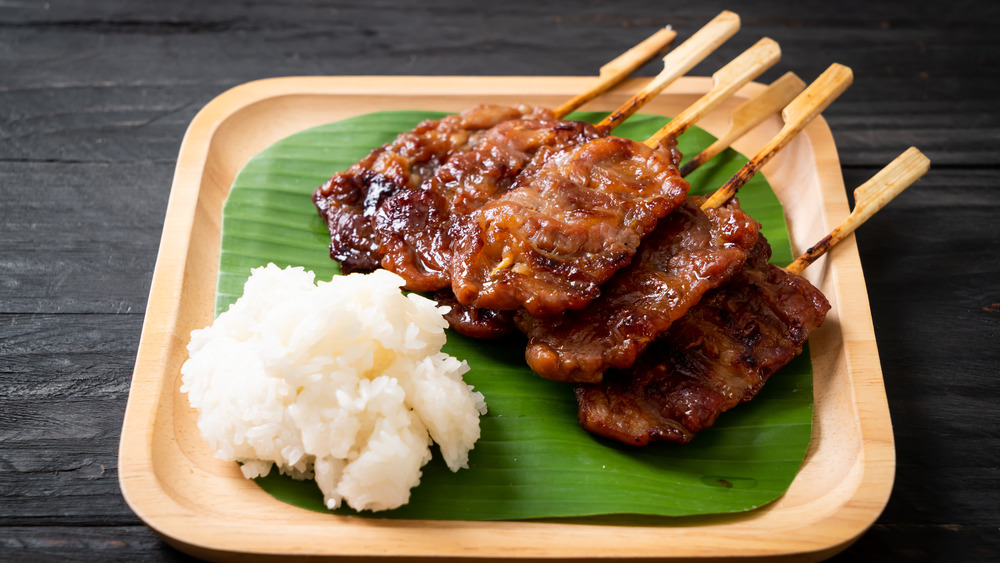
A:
310 11 930 446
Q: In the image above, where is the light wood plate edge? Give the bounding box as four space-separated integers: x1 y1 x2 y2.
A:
118 75 896 562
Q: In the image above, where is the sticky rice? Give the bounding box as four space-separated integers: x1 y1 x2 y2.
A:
180 264 487 512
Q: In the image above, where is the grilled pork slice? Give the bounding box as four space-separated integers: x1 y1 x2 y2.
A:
312 104 553 272
575 235 830 445
375 118 605 292
450 136 688 317
517 196 760 383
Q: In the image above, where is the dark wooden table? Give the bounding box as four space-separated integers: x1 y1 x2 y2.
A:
2 1 997 561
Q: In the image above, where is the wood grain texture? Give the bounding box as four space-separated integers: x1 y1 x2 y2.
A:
1 0 997 561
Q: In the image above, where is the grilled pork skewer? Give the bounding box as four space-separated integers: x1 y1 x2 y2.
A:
313 24 680 273
576 149 930 446
363 15 746 339
373 15 743 294
516 64 853 381
444 75 805 338
448 39 781 318
441 68 803 338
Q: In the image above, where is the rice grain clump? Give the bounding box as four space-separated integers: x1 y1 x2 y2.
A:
180 264 487 512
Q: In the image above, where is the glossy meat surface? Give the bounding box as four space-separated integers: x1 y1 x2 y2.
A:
376 118 604 291
575 236 831 445
312 104 553 272
449 136 689 317
434 290 517 339
517 197 761 383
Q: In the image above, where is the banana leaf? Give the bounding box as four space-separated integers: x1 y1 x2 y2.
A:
214 110 810 521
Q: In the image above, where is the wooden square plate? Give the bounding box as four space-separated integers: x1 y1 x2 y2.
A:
118 76 894 561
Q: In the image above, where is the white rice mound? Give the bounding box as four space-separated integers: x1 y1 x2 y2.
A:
180 264 487 512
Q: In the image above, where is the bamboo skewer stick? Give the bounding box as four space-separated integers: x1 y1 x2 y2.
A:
785 147 930 274
553 26 678 119
643 37 782 148
597 10 741 130
679 72 806 176
701 63 854 210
